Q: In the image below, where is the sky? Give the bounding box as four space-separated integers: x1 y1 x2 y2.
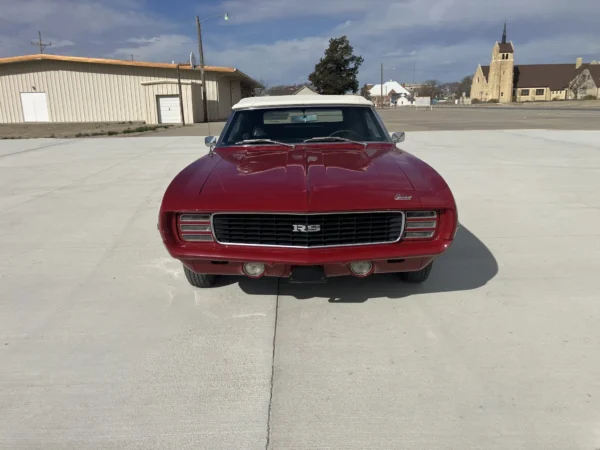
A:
1 0 600 87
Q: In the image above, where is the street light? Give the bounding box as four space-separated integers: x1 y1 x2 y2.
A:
196 13 229 123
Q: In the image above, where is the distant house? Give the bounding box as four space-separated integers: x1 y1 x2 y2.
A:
293 85 318 95
265 84 318 96
368 80 413 106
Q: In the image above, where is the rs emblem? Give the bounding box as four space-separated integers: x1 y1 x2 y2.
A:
292 224 321 233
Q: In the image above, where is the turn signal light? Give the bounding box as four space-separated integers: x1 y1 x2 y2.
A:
404 211 437 239
178 213 213 242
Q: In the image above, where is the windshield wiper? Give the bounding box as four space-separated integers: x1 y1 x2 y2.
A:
235 139 295 148
303 136 367 147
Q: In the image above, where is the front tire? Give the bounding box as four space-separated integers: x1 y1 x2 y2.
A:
399 262 433 283
183 265 217 288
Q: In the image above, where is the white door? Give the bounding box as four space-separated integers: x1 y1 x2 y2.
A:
21 93 49 122
157 95 181 124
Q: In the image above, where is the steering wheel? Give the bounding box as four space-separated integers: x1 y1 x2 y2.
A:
329 129 364 140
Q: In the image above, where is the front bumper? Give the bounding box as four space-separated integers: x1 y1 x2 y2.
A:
170 239 453 278
185 256 436 278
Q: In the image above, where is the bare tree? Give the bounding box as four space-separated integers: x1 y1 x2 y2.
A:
440 82 459 99
360 83 372 100
254 79 269 96
419 79 442 99
456 75 473 98
569 72 588 99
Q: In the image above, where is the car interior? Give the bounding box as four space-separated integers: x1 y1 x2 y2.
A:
221 106 388 144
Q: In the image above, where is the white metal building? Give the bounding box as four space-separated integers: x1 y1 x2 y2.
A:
369 80 413 106
0 54 260 124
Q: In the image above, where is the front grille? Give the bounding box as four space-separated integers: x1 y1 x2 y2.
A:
212 212 405 248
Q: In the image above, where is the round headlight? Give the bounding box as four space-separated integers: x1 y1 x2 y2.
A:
349 261 373 277
243 262 265 278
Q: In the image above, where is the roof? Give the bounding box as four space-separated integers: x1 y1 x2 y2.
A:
293 85 318 95
582 65 600 85
0 53 261 87
481 65 490 81
265 84 316 96
266 86 301 96
498 42 514 53
479 63 584 90
513 64 578 90
232 95 373 110
368 81 411 97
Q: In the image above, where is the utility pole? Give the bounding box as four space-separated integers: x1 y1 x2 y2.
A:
380 63 384 108
196 16 209 124
413 61 416 84
176 64 186 126
31 31 51 54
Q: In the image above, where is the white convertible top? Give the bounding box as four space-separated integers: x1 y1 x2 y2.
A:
232 94 374 110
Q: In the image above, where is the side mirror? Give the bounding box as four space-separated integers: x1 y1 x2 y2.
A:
205 135 217 148
391 132 405 144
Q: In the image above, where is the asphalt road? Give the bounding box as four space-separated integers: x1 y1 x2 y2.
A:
1 131 600 449
149 106 600 137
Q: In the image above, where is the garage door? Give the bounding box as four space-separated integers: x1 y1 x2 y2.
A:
21 92 49 122
157 96 181 124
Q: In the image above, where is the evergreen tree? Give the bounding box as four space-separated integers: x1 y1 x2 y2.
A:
308 36 364 95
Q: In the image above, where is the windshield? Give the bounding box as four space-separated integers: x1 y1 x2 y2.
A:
219 106 389 146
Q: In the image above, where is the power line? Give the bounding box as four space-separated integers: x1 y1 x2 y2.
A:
31 31 51 54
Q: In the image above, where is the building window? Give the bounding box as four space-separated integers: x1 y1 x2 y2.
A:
477 77 479 83
521 89 530 96
536 88 545 96
501 92 504 97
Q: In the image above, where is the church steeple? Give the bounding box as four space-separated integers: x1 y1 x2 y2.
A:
502 22 507 44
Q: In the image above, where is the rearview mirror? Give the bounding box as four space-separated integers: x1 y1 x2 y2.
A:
205 135 217 148
391 132 405 144
291 114 318 123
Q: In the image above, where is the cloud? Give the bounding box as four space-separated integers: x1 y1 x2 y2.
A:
109 34 195 62
214 0 389 24
202 0 600 84
207 37 330 85
0 0 174 57
46 39 75 49
1 0 600 87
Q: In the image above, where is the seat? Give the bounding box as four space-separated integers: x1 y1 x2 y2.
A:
252 126 268 138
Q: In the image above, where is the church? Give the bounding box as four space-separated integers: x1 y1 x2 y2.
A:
470 24 599 102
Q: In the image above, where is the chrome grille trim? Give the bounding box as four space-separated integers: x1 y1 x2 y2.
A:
210 211 406 249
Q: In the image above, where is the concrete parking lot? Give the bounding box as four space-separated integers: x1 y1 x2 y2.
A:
1 130 600 449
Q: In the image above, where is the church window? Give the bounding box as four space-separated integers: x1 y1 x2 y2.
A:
501 92 504 97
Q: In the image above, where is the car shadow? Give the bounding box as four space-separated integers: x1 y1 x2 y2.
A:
232 224 498 302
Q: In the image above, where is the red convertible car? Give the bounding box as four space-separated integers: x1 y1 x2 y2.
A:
158 95 458 287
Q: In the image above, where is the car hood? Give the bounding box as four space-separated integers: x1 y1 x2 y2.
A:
196 144 429 212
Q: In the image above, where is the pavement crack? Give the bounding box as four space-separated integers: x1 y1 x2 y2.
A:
0 140 176 213
265 278 280 450
0 139 77 158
